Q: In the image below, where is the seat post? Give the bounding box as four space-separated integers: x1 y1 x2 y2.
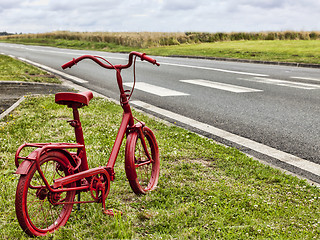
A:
72 107 84 145
55 91 93 171
70 107 89 171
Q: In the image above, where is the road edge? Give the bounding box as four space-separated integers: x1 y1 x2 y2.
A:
169 55 320 69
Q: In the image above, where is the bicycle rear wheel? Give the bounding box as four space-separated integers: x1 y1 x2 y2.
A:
15 151 76 237
125 126 160 195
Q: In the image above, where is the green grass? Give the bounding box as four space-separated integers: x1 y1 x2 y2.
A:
0 55 61 83
145 40 320 64
1 95 320 239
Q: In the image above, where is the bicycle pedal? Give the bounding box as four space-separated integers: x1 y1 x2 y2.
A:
103 208 123 216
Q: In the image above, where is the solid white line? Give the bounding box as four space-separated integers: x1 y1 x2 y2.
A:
255 77 320 89
123 82 189 96
3 44 268 77
239 77 320 90
160 62 269 77
26 47 127 61
18 57 88 84
131 100 320 176
291 76 320 82
180 79 263 93
6 44 127 61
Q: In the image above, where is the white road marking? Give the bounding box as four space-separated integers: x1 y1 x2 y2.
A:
4 44 126 60
160 62 269 77
180 79 263 93
32 48 127 61
131 100 320 177
291 76 320 82
123 82 189 96
18 57 88 84
3 44 269 77
239 77 320 90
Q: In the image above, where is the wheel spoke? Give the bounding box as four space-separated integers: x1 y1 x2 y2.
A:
133 131 156 190
16 152 76 236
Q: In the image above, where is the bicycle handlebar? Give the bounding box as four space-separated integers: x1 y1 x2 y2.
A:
61 59 77 69
140 53 160 66
61 51 160 70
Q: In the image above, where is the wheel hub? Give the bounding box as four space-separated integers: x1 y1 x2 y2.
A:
48 191 61 204
36 188 48 201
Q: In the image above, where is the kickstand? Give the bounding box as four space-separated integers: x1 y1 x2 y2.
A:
101 185 122 216
77 193 81 211
103 208 123 216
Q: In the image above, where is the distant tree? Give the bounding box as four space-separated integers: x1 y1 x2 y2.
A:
0 32 14 36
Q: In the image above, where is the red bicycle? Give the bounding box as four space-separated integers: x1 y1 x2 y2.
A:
14 52 160 237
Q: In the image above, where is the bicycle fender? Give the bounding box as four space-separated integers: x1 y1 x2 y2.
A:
15 149 76 175
38 149 78 172
15 148 40 175
55 149 79 170
15 160 34 175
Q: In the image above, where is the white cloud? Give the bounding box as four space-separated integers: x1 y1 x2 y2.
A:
161 0 200 11
0 0 319 33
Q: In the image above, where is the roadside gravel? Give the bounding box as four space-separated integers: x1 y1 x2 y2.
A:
0 81 72 113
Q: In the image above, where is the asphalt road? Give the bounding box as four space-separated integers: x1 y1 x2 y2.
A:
1 43 320 183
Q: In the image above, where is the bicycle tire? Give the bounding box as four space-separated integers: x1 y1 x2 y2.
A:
125 126 160 195
15 151 76 237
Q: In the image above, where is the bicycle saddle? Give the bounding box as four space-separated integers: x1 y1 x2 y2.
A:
55 91 93 108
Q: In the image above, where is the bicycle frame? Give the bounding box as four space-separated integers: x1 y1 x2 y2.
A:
14 52 160 237
15 52 158 197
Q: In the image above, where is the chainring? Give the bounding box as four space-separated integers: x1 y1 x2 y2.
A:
89 173 110 203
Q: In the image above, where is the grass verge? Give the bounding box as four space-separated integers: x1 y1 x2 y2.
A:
145 40 320 64
1 95 319 239
0 54 61 83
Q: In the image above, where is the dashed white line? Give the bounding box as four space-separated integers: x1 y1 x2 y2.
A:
291 76 320 82
123 82 189 96
180 79 263 93
239 77 320 90
131 100 320 177
160 62 269 77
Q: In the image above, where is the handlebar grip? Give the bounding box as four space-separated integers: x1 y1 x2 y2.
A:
61 58 77 69
141 53 160 66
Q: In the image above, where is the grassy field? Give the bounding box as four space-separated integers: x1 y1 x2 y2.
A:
146 40 320 64
2 31 320 47
0 54 60 83
1 95 320 239
1 31 320 64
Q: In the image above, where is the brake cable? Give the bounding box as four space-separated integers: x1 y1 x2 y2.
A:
94 55 137 102
127 56 137 101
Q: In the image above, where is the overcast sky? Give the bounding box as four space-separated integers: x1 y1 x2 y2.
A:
1 0 320 33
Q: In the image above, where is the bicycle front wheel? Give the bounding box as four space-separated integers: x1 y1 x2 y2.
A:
125 126 160 195
15 151 76 237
